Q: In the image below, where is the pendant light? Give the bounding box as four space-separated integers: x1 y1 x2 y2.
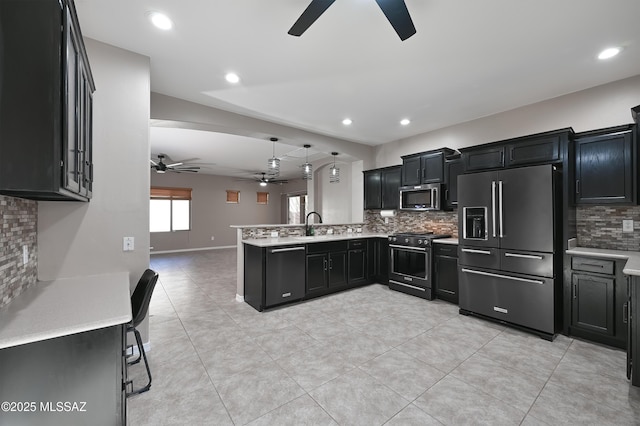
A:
329 152 340 184
301 144 313 180
267 137 280 176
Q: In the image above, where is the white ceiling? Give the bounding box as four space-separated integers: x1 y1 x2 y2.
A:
75 0 640 175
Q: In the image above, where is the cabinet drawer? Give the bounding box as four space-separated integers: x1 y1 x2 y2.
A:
348 239 367 250
306 241 348 254
434 244 458 257
571 257 614 275
459 246 500 269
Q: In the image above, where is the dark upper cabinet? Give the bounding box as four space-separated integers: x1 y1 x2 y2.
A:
461 129 571 172
505 135 561 167
363 170 382 209
632 105 639 123
402 149 455 186
443 157 463 209
0 0 95 201
401 155 422 186
574 125 636 205
363 166 401 210
462 146 505 171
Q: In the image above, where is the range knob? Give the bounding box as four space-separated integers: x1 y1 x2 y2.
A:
418 239 422 245
405 238 409 243
388 236 392 241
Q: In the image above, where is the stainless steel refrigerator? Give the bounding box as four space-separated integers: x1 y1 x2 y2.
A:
457 164 562 339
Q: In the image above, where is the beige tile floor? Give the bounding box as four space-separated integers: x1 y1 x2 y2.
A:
127 248 640 425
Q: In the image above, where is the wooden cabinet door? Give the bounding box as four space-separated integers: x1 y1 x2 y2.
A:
381 167 401 209
328 251 347 288
402 155 421 186
421 151 444 183
348 249 367 285
463 146 505 171
571 273 615 336
306 254 328 293
575 129 635 204
63 8 82 195
444 158 464 209
364 170 382 209
435 254 458 304
505 136 560 167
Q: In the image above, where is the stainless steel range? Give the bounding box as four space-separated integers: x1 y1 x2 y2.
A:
388 232 450 300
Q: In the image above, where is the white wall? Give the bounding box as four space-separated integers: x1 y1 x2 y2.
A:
375 74 640 167
150 172 283 251
37 40 150 330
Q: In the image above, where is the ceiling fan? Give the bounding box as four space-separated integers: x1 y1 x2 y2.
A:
288 0 416 41
237 172 289 186
150 154 201 173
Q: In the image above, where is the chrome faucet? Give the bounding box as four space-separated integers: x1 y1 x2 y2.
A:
305 211 323 236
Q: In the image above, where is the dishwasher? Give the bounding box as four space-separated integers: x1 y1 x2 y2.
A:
265 245 306 306
244 243 307 311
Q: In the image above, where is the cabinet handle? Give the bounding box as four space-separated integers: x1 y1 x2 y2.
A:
461 268 544 285
445 189 449 201
579 263 604 269
623 302 629 324
461 248 491 255
576 179 580 194
271 247 305 253
323 259 327 271
504 253 543 260
329 258 333 270
573 283 577 299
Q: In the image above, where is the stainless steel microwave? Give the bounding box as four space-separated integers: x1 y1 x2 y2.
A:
399 184 441 211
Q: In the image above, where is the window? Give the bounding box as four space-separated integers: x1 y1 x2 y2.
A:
257 192 269 205
150 187 192 232
287 194 307 224
226 190 240 203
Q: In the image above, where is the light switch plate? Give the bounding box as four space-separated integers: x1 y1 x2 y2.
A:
623 219 634 233
123 237 135 251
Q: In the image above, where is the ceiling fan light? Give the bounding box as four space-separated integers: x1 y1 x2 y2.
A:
259 181 268 187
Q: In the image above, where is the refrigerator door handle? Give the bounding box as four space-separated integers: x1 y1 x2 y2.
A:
460 268 544 285
461 248 492 255
491 181 497 238
498 180 504 238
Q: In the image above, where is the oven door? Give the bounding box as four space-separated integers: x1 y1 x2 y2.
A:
389 244 429 283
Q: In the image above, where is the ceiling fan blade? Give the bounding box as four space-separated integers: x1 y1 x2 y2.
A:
374 0 416 41
150 159 158 166
166 162 183 167
288 0 336 36
172 166 200 170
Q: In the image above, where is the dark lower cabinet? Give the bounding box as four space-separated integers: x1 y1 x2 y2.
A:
244 244 306 311
0 325 126 425
348 239 368 286
568 256 627 349
434 244 458 304
629 276 639 386
368 238 389 284
306 241 348 295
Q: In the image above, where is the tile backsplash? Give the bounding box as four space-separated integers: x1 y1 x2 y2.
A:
0 195 38 309
576 205 640 251
364 210 458 236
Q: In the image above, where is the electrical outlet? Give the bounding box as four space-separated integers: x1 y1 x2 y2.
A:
326 229 334 235
270 231 279 238
123 237 135 251
347 228 353 233
623 219 634 233
356 227 362 233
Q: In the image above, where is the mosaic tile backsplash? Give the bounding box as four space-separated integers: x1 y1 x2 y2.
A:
0 195 37 309
364 209 459 236
576 205 640 251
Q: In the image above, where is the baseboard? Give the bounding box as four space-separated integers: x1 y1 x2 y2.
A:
151 245 236 255
235 294 245 303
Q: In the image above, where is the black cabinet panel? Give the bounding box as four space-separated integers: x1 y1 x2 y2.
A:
574 126 636 205
434 244 458 304
348 249 367 285
463 146 505 171
381 167 401 209
328 251 347 288
506 136 561 167
306 254 328 293
401 155 422 186
421 151 444 183
364 170 382 209
444 158 463 209
0 0 94 201
572 273 615 336
363 166 401 210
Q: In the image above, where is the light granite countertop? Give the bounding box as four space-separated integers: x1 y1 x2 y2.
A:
566 247 640 276
243 233 388 247
0 271 132 350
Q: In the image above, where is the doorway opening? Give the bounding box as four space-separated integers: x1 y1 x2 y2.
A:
287 194 307 224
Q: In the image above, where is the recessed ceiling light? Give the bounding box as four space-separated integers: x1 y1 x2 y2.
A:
598 47 621 60
400 118 411 126
225 73 240 84
148 12 173 30
342 118 353 126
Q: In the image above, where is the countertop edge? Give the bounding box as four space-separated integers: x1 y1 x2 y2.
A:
566 247 640 276
243 233 388 247
231 222 365 229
